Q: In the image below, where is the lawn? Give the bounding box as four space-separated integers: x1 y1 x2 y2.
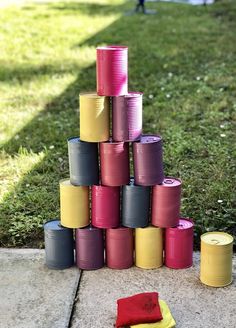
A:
0 0 235 248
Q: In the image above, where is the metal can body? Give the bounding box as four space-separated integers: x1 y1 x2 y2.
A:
112 92 142 142
106 227 133 269
135 226 163 269
80 92 109 142
100 141 130 186
200 232 233 287
133 135 164 186
97 46 128 96
76 226 104 270
60 179 89 228
165 218 193 269
91 185 120 228
152 177 181 228
68 137 99 186
122 178 150 228
44 219 74 269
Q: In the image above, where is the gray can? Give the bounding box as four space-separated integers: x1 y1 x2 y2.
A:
44 219 74 269
122 178 150 228
68 137 99 186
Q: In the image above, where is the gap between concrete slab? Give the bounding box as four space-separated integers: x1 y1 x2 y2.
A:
68 270 84 328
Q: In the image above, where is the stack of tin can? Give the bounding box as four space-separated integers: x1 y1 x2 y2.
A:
44 45 233 287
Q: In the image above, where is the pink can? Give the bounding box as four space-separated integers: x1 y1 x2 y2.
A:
91 185 120 228
165 218 194 269
152 177 181 228
112 92 143 142
96 45 128 96
106 227 134 269
100 140 130 186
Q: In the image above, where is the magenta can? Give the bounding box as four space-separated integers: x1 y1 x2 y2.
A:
133 135 164 186
112 92 142 142
165 218 194 269
75 226 104 270
97 45 128 96
106 227 134 269
100 140 130 186
91 185 120 228
152 177 181 228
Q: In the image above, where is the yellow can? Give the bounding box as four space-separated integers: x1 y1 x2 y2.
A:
135 226 163 269
60 179 89 228
131 299 176 328
79 92 110 142
200 232 233 287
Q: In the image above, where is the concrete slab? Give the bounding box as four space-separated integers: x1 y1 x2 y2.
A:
71 252 236 328
0 249 80 328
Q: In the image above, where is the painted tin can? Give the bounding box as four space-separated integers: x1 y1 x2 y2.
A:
112 92 142 142
97 45 128 96
44 219 74 270
152 177 181 228
135 226 163 269
122 178 150 228
133 135 164 186
106 227 134 269
80 92 109 142
165 218 193 269
75 226 104 270
91 185 120 228
200 232 233 287
60 179 89 228
100 140 130 186
68 137 99 186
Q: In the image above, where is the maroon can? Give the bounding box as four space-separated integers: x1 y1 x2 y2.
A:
152 177 181 228
112 92 142 142
133 135 164 186
91 185 120 228
100 140 130 186
76 226 104 270
165 218 194 269
106 227 134 269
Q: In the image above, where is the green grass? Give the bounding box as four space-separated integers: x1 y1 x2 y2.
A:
0 0 235 248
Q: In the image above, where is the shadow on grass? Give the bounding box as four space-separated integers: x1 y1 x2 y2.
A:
0 0 235 247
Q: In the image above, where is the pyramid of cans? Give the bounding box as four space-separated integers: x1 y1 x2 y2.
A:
44 45 233 287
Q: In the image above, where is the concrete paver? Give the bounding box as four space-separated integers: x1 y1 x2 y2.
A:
0 249 80 328
71 253 236 328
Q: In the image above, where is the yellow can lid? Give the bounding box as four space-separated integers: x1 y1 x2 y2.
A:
201 232 233 246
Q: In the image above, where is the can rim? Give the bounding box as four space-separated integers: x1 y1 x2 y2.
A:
166 218 194 231
67 136 80 143
157 176 182 187
92 184 120 191
79 91 106 98
125 92 143 98
133 134 162 144
106 226 132 232
135 225 162 231
97 45 128 50
44 219 63 230
201 231 233 246
59 178 71 185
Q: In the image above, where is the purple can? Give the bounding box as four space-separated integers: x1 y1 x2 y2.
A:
75 226 104 270
133 135 164 186
112 92 142 142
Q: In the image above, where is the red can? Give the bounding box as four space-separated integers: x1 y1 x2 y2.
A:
100 140 130 186
152 177 181 228
106 227 134 269
91 185 120 228
165 218 194 269
96 45 128 96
